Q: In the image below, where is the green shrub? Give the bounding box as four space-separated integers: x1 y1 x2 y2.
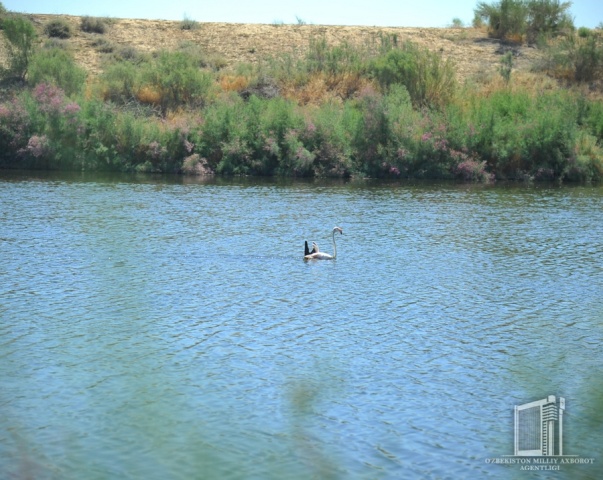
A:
370 42 456 109
566 131 603 181
306 101 359 176
177 41 211 68
112 111 146 167
304 37 366 77
499 51 513 83
523 92 577 175
474 0 528 41
80 16 106 34
445 87 582 180
584 100 603 141
28 48 87 96
474 0 573 42
1 83 86 169
350 89 390 175
78 99 119 169
42 38 69 50
90 37 114 53
140 51 216 115
392 92 478 179
37 84 84 168
267 36 373 101
180 15 198 31
93 108 189 172
1 15 37 81
0 94 35 165
44 18 72 39
199 94 314 175
199 94 250 173
525 0 574 42
115 46 142 63
540 34 603 83
100 61 141 103
574 36 603 82
255 96 306 174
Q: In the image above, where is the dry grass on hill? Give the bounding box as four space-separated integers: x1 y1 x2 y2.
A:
1 13 545 83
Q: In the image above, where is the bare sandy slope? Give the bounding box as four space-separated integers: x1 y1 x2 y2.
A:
1 14 544 82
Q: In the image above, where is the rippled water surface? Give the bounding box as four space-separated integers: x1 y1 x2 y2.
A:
1 172 602 479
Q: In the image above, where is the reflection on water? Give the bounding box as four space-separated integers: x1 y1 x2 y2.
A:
1 171 602 479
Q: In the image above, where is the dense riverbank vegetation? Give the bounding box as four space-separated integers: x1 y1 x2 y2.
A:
1 1 602 181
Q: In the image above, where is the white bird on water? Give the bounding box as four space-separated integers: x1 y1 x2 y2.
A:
304 227 343 260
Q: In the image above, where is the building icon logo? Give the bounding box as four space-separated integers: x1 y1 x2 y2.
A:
485 394 596 472
514 395 565 456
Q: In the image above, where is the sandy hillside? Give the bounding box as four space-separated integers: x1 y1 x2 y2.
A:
0 14 545 82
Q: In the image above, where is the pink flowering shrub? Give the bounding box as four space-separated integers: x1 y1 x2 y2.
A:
23 135 51 158
454 159 494 182
182 154 213 175
0 97 32 157
33 83 66 115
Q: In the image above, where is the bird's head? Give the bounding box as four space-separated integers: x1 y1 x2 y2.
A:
333 226 343 235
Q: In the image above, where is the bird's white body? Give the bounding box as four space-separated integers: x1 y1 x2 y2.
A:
307 251 334 260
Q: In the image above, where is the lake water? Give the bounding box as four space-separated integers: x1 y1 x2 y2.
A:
1 171 602 479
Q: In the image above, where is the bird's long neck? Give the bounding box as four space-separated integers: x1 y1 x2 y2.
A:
332 230 337 259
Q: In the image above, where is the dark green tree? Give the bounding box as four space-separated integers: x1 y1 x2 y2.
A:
526 0 573 42
474 0 529 40
1 15 37 81
474 0 573 43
